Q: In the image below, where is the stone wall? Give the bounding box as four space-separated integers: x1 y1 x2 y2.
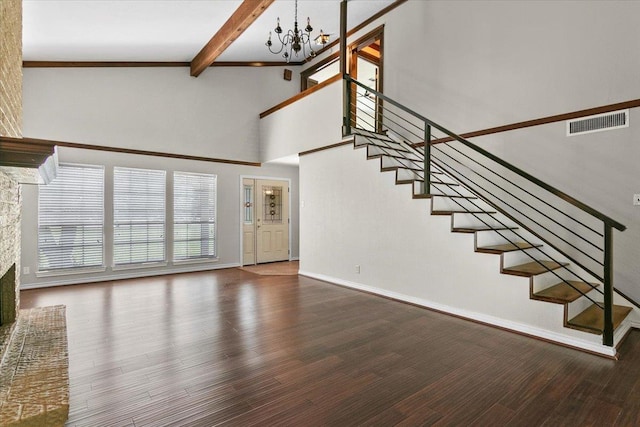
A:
0 175 20 323
0 0 23 138
0 0 23 322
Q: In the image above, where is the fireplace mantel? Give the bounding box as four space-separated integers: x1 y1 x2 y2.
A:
0 136 58 184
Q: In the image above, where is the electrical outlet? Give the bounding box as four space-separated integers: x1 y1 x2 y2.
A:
355 265 360 274
634 194 640 206
23 266 30 275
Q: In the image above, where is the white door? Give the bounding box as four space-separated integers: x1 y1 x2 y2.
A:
242 178 290 265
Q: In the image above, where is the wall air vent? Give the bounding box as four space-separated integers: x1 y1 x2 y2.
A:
567 109 629 136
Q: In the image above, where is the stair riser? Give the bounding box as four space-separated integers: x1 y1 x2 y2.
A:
354 133 394 144
530 272 600 295
567 296 602 321
353 135 372 148
395 168 423 182
423 183 474 198
381 155 421 171
432 196 491 214
502 248 555 270
565 294 632 316
367 144 422 161
475 229 536 248
452 212 514 230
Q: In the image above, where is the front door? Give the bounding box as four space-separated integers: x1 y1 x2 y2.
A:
242 178 290 265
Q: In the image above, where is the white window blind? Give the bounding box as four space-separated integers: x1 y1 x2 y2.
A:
173 172 217 261
114 167 166 266
38 164 104 271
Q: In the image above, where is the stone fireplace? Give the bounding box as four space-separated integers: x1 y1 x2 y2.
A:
0 173 21 333
1 0 24 332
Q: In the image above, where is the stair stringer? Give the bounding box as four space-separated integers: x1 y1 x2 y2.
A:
299 143 618 357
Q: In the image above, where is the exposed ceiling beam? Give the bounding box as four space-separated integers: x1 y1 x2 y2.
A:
190 0 274 77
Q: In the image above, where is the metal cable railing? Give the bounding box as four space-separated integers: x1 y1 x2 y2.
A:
344 75 626 346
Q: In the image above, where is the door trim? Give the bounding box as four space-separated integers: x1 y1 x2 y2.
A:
239 175 292 266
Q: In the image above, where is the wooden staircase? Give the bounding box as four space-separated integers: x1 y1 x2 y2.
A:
351 128 634 344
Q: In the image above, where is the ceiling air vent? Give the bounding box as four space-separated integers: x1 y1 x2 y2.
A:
567 109 629 136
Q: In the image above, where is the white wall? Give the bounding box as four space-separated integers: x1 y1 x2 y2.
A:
23 66 300 163
20 147 299 288
294 0 640 301
299 145 618 355
259 79 344 162
382 1 640 131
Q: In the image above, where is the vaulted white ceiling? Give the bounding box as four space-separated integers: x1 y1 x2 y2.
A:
22 0 396 62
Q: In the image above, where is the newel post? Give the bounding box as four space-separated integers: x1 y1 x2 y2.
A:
340 0 351 136
602 223 614 347
423 124 431 195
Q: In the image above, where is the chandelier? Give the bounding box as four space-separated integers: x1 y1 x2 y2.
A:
265 0 328 62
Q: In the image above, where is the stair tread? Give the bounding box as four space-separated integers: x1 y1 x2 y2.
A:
476 242 541 254
382 165 423 173
502 260 568 277
432 209 496 215
398 179 458 186
364 143 412 154
381 165 424 174
353 129 394 140
452 225 518 233
368 152 421 162
533 281 597 304
432 195 478 200
567 303 632 334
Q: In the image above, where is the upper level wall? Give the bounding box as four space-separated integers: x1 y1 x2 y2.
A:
381 1 640 131
260 80 343 162
23 66 300 163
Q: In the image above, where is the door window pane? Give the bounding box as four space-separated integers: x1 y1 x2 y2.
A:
262 186 282 224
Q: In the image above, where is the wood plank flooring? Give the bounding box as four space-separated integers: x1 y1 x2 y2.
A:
20 269 640 426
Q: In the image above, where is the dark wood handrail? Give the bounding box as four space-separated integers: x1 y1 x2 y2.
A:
420 99 640 145
259 74 341 119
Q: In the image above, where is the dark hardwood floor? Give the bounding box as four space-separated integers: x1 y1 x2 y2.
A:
20 269 640 426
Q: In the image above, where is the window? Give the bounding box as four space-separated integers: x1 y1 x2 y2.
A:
173 172 217 261
243 183 253 224
38 164 104 271
114 167 166 266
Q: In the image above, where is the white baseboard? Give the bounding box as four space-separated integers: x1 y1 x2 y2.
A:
299 270 618 358
290 257 300 261
21 262 241 290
